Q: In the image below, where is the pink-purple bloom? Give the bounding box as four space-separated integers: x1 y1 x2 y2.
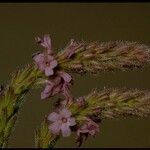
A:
48 108 76 137
41 71 72 100
76 118 99 147
77 118 99 136
33 34 58 76
33 53 58 76
33 34 73 101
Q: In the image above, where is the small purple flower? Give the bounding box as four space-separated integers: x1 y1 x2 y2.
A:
76 118 99 147
77 118 99 136
41 71 72 100
35 34 52 54
33 53 58 76
48 108 76 137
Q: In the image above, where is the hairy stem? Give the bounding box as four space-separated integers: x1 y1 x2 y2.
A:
0 65 42 147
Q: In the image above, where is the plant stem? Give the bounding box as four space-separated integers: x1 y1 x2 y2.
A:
0 64 42 147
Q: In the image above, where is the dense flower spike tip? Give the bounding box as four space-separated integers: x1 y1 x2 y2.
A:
48 108 76 137
57 41 150 73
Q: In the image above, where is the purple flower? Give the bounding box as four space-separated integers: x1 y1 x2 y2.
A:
41 71 72 100
35 34 52 54
76 118 99 147
48 108 76 137
77 118 99 136
33 53 58 76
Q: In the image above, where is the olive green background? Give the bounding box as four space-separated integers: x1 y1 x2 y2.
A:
0 3 150 148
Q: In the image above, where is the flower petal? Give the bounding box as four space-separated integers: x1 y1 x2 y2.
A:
62 83 73 101
33 53 45 63
47 55 54 61
51 84 62 96
48 112 60 122
53 76 62 85
50 60 58 68
61 123 71 137
38 63 46 71
41 91 51 99
59 71 72 82
60 108 72 118
43 84 53 94
48 122 61 135
77 128 89 135
68 117 76 126
44 34 51 47
45 67 54 76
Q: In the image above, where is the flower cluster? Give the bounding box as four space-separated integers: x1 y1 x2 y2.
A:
47 96 100 146
33 34 100 146
1 33 150 148
33 35 73 101
41 71 72 101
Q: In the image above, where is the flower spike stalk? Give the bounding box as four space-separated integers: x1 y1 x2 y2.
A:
0 34 150 148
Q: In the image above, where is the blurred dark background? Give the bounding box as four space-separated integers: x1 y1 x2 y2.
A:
0 3 150 148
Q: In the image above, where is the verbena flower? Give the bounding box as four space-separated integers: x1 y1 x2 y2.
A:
41 71 72 100
33 53 58 76
33 34 58 76
76 118 100 147
77 118 99 136
48 108 76 137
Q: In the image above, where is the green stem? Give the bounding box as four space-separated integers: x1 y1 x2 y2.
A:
0 64 42 147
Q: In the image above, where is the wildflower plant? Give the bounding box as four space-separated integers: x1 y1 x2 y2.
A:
0 34 150 148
